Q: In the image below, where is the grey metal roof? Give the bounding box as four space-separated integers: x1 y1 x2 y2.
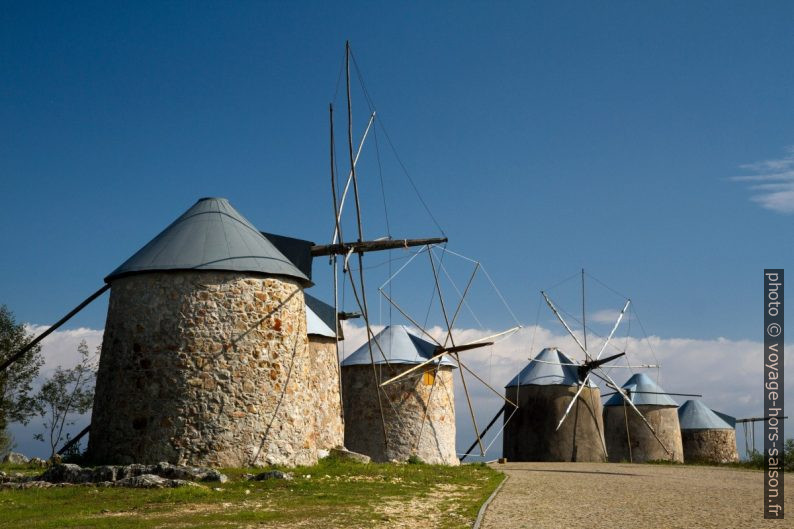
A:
712 409 737 429
505 347 595 388
604 373 678 407
305 294 336 338
678 400 734 430
341 325 455 367
261 232 315 280
106 198 310 285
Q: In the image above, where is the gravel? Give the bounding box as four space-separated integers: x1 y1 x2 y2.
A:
479 462 793 529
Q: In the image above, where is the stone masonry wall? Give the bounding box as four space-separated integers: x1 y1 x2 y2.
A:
89 271 319 467
342 364 458 465
503 385 607 462
604 405 684 463
308 335 344 451
681 429 739 464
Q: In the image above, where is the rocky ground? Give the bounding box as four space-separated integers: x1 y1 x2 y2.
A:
0 462 228 489
479 462 793 529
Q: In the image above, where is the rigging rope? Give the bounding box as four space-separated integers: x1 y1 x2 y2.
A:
348 49 446 238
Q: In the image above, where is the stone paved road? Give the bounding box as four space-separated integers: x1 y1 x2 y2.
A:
479 462 793 529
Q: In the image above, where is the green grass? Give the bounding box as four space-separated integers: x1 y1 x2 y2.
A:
0 458 503 528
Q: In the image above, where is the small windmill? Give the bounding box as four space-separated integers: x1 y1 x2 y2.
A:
318 42 523 461
375 245 522 460
315 41 452 453
538 271 676 460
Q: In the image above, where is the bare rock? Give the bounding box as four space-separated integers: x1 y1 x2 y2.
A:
2 452 29 464
250 470 293 481
116 463 154 479
329 448 371 464
113 474 170 488
153 462 227 482
28 457 47 468
33 462 225 486
111 474 204 489
0 480 61 489
39 463 94 483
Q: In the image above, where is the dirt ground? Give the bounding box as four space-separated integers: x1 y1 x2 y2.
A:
479 462 793 529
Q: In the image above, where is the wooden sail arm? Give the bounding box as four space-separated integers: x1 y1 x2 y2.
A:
442 342 494 355
577 352 626 380
311 237 447 257
379 341 493 388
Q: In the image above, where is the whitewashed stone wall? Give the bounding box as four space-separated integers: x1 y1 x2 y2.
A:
89 271 320 467
503 385 607 462
604 405 684 463
342 364 458 465
308 335 344 450
681 429 739 463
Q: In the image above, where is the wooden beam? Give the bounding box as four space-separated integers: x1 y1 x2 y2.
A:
736 416 789 423
311 237 447 257
1 284 110 372
57 424 91 455
460 405 506 462
440 342 494 355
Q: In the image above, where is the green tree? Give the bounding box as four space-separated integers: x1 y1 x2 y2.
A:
33 339 98 458
0 305 44 455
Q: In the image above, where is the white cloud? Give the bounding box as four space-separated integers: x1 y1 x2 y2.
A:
732 146 794 214
7 326 102 458
588 308 632 325
24 325 103 378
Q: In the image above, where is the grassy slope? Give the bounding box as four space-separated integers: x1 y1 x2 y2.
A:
0 459 503 529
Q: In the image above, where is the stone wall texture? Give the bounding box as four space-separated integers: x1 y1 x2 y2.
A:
341 364 458 465
308 335 344 451
604 405 684 463
89 271 322 468
503 385 607 462
681 429 739 464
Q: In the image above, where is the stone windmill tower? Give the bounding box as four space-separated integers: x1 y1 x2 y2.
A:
341 325 458 465
503 347 607 462
304 293 344 452
603 373 684 463
678 400 739 463
88 197 321 467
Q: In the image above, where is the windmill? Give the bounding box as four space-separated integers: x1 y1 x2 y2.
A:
535 271 679 462
315 42 522 462
374 244 522 461
311 41 452 455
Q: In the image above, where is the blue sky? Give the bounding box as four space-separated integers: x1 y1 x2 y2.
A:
1 2 792 456
2 1 791 340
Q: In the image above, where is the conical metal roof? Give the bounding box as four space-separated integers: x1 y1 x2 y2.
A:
505 347 595 388
106 198 310 285
604 373 678 407
678 400 733 430
712 409 737 429
341 325 455 367
305 294 336 338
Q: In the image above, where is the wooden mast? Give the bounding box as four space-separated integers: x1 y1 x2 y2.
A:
344 40 389 450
